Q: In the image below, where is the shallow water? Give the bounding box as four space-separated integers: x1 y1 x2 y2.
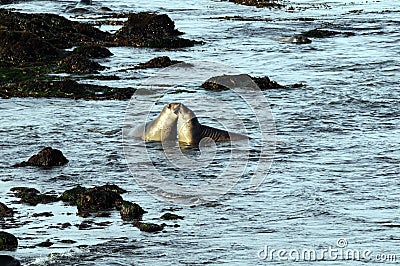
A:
1 0 400 264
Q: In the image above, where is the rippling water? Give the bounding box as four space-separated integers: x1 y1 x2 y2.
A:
1 0 400 264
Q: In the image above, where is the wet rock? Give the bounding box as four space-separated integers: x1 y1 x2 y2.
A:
120 201 146 221
58 54 105 74
10 187 40 197
97 184 127 195
252 76 284 90
134 56 182 69
60 185 88 205
229 0 285 8
0 255 20 266
160 212 184 220
275 35 312 44
0 31 61 66
36 239 53 248
113 12 197 48
72 45 113 58
32 212 54 218
0 202 14 218
14 147 68 167
0 231 18 250
0 9 110 49
10 187 59 206
1 79 136 100
302 28 355 38
133 221 165 233
60 239 76 244
76 187 123 213
201 74 283 91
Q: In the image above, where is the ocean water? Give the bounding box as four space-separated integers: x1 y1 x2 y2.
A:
1 0 399 264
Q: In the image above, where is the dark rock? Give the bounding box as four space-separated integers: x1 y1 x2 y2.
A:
36 239 53 247
120 201 146 221
72 45 113 58
58 54 105 74
302 29 355 38
14 147 68 167
1 79 136 100
76 187 123 213
60 239 76 244
60 185 88 205
97 184 127 195
61 185 127 213
0 9 110 49
252 76 284 90
0 231 18 251
113 12 196 48
10 187 40 197
10 187 59 206
32 212 54 218
160 212 184 220
0 31 61 65
133 221 165 233
134 56 182 69
201 74 283 91
229 0 285 8
0 255 20 266
0 202 13 218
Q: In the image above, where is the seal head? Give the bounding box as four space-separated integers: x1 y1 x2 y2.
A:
134 103 181 142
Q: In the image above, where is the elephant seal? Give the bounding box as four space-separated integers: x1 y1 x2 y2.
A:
275 35 312 44
177 104 248 145
133 103 181 142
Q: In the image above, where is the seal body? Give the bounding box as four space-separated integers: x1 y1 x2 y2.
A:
177 104 248 145
134 103 181 142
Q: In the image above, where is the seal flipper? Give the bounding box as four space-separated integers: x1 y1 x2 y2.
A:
200 124 248 142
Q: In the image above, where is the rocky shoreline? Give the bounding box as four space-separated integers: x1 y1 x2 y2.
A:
0 5 305 100
0 9 198 99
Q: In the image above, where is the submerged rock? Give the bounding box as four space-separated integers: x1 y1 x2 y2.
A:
120 201 146 221
134 56 182 69
14 147 68 167
302 28 355 38
133 221 165 233
0 255 20 266
1 79 136 100
10 187 59 206
72 46 113 58
58 54 105 74
113 12 197 48
0 231 18 251
60 185 88 205
76 187 123 213
229 0 285 8
201 74 283 91
0 202 13 218
275 35 312 44
160 212 184 220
